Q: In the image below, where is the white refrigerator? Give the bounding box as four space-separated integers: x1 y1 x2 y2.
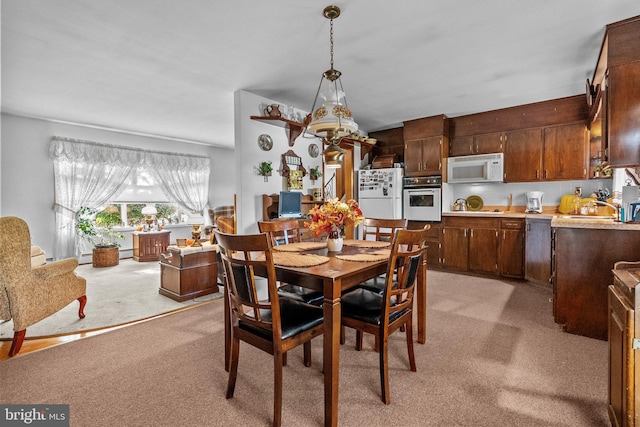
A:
356 168 404 220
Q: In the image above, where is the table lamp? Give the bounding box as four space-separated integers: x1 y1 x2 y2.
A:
187 212 205 247
141 204 157 228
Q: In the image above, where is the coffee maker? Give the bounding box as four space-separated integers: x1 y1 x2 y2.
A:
525 191 544 213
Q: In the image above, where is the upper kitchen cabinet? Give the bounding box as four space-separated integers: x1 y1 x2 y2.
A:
503 128 544 181
449 132 504 157
503 123 587 182
542 123 588 180
451 96 588 182
403 115 449 177
367 127 404 163
590 16 640 168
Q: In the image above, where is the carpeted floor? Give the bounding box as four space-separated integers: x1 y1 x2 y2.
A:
0 259 222 338
0 271 609 426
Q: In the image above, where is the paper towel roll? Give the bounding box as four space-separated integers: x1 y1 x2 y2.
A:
622 185 639 203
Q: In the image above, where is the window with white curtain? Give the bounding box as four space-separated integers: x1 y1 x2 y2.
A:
50 137 210 260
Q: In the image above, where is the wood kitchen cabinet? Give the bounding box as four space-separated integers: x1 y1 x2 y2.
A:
608 62 640 167
404 136 445 176
552 224 640 340
469 227 499 275
503 123 587 182
608 262 640 427
449 132 504 157
408 221 441 268
503 128 544 182
442 217 499 276
442 225 469 271
403 115 449 177
543 123 588 180
441 216 524 278
500 219 525 278
525 217 552 285
132 230 170 262
590 16 640 168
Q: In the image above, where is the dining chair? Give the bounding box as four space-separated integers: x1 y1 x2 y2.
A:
257 219 324 306
215 230 324 427
340 227 429 405
343 217 408 351
358 217 408 294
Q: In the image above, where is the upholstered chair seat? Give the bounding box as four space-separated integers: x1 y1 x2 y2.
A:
0 216 87 356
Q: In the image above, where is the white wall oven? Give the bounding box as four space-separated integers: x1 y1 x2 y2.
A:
403 176 442 221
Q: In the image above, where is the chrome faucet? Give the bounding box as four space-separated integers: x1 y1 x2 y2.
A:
593 200 621 221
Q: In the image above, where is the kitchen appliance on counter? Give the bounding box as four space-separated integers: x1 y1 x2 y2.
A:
452 198 467 211
525 191 544 213
403 176 442 221
447 153 504 184
356 168 403 219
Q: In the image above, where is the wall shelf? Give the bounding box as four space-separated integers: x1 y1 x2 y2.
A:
251 116 305 146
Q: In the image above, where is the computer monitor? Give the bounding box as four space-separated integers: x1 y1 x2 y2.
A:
278 191 303 218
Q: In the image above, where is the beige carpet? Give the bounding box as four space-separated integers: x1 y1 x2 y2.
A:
0 258 222 338
0 271 609 426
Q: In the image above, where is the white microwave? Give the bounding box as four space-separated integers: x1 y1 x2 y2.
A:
447 153 504 184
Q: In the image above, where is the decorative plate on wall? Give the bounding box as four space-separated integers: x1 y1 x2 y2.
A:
308 143 319 158
258 134 273 151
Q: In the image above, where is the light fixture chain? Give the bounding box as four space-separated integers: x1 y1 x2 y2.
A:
329 17 334 70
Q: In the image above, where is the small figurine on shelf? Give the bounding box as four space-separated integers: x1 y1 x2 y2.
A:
257 161 273 182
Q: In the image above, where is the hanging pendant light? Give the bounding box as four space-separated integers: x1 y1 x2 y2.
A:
305 5 358 169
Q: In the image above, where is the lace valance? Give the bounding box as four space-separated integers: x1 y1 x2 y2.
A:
49 136 210 170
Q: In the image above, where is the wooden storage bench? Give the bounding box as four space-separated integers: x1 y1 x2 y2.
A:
159 242 219 302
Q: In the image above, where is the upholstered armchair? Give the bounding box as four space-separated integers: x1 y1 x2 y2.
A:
0 217 87 356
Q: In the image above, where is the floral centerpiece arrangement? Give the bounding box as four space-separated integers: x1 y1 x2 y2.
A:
305 198 364 239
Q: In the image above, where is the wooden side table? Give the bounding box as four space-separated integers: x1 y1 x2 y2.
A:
132 230 170 262
159 243 219 302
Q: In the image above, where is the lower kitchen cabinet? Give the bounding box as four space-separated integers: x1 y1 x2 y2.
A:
442 225 470 271
609 262 640 427
440 216 524 278
500 219 524 278
408 221 441 268
552 226 640 340
525 217 552 285
468 227 499 275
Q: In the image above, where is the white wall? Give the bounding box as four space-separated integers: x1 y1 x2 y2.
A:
234 90 323 234
0 113 235 258
442 178 612 212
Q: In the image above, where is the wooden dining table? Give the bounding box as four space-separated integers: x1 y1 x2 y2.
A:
222 242 427 427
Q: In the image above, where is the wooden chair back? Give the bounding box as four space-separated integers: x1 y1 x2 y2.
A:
258 219 302 246
215 231 283 341
363 217 408 242
382 228 429 322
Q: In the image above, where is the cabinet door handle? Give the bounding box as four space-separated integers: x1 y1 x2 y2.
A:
502 230 505 240
535 170 540 179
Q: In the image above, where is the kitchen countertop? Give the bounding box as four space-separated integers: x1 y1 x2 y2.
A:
441 210 640 230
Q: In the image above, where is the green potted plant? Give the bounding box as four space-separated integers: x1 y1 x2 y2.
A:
257 161 273 182
310 165 322 182
76 206 125 267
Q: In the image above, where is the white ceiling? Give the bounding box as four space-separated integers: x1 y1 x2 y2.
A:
2 1 639 149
